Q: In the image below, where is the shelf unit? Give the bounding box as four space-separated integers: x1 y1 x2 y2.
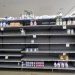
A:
0 17 75 71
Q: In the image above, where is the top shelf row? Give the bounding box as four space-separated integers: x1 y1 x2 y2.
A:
1 15 75 28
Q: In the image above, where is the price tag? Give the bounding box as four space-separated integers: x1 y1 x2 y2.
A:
33 34 36 38
21 29 25 35
66 43 70 47
1 27 4 31
31 40 34 43
63 53 66 55
5 56 8 59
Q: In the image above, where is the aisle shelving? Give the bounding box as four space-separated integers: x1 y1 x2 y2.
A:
0 16 75 71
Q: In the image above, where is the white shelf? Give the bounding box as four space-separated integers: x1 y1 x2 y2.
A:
21 50 75 53
0 59 21 62
0 43 75 45
22 66 75 70
0 34 75 37
21 57 75 61
0 54 21 56
0 49 21 51
0 65 21 68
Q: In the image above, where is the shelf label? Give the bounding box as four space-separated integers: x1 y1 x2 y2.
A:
5 56 8 59
31 40 34 43
63 53 66 55
1 27 4 31
66 43 70 47
20 28 25 35
33 34 36 38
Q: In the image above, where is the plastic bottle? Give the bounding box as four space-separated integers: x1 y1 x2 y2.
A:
30 48 33 52
54 62 57 68
71 29 74 34
34 48 37 52
63 20 66 25
61 62 64 68
56 18 60 25
72 20 75 25
30 21 33 26
57 62 60 68
3 22 6 27
67 29 71 34
59 18 63 25
18 62 20 66
0 22 2 27
22 62 24 67
34 20 37 25
26 48 29 52
64 62 68 68
67 19 72 25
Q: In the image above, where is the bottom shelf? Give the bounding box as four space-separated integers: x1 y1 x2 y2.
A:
0 61 75 70
0 64 75 70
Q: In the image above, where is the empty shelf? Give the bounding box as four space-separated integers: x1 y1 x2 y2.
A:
21 57 74 61
0 34 75 37
21 50 75 53
0 54 22 56
0 49 21 51
1 43 75 45
0 65 21 68
0 59 21 62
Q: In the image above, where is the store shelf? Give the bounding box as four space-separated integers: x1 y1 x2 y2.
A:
0 49 21 51
0 43 75 45
22 66 75 70
0 54 22 56
0 16 75 70
0 34 75 37
21 57 75 61
0 59 21 62
0 65 21 68
21 50 75 53
0 64 75 70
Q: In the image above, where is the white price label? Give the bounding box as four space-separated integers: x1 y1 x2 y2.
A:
63 25 66 29
66 43 70 47
33 34 36 38
5 56 8 59
31 40 34 43
1 27 4 31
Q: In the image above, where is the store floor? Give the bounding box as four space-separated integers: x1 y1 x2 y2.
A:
0 70 75 75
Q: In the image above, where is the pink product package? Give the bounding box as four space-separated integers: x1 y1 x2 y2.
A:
35 62 44 65
35 62 44 67
36 64 44 67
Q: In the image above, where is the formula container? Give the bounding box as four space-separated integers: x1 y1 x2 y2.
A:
57 62 60 68
54 62 57 68
64 62 68 68
60 62 64 68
